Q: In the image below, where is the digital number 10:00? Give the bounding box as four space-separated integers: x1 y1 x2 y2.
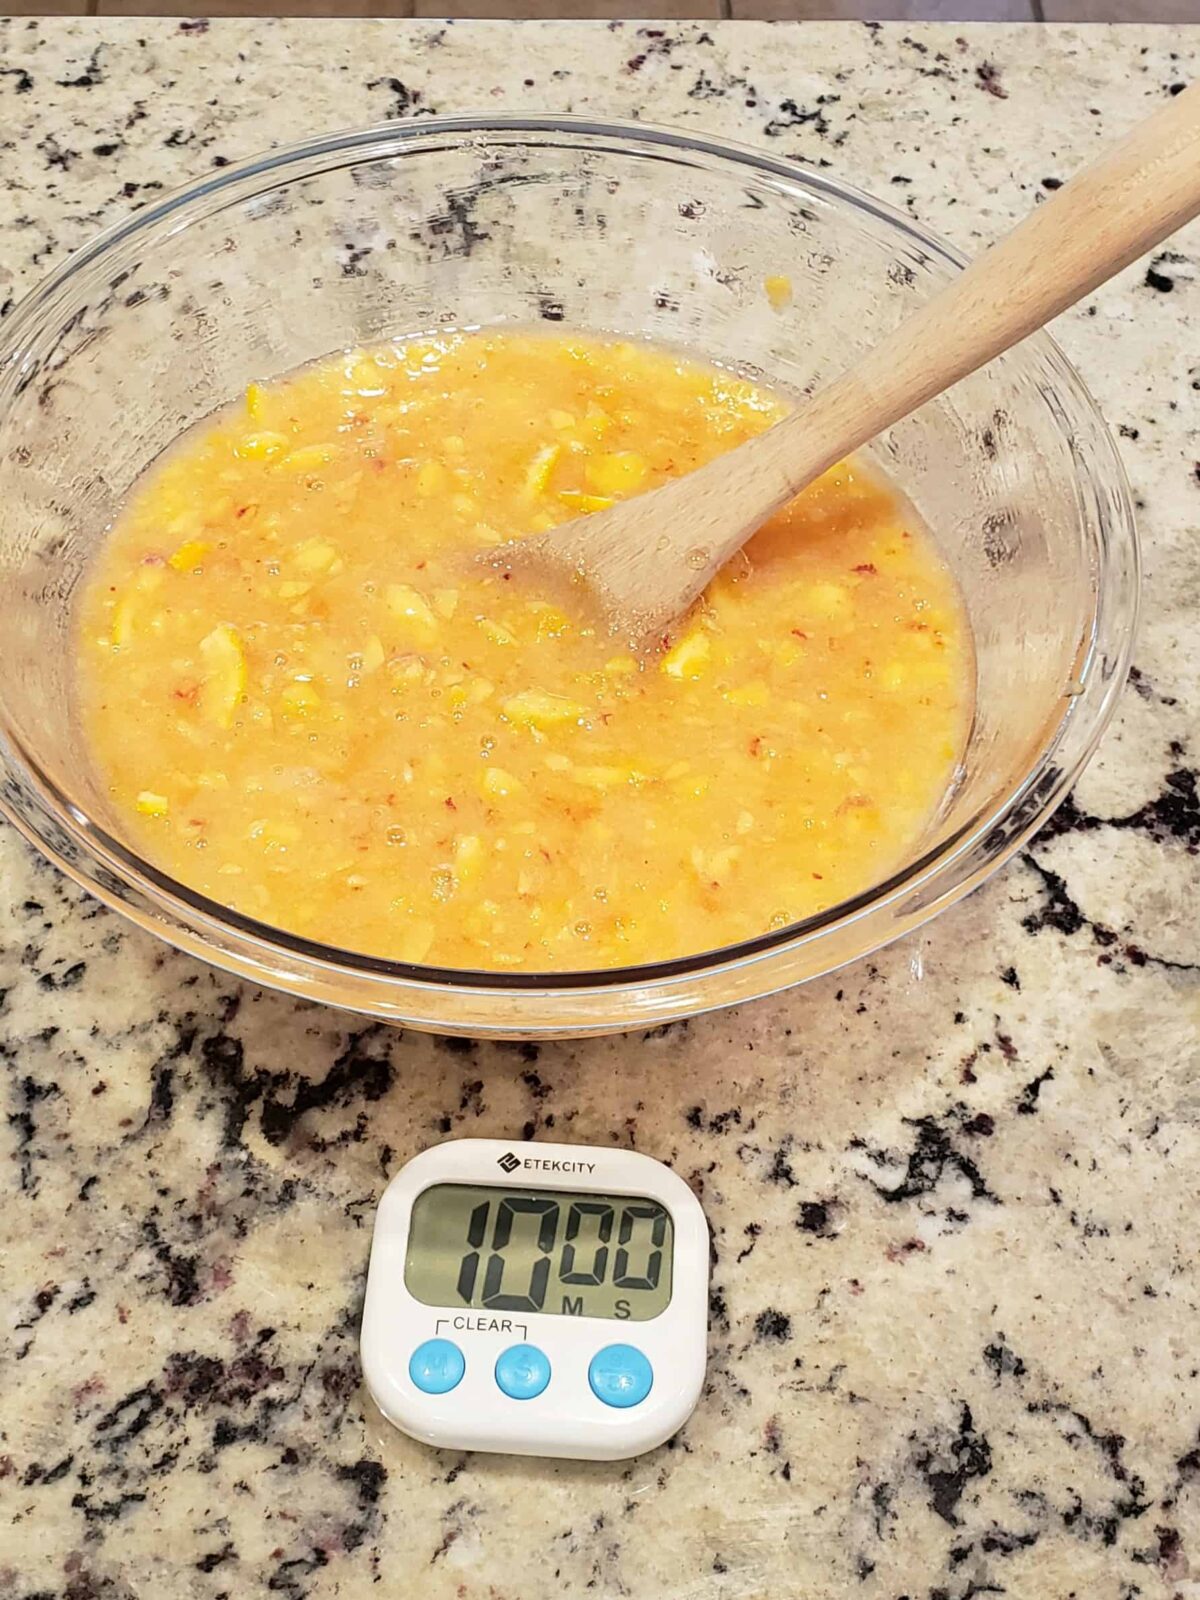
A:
456 1196 667 1313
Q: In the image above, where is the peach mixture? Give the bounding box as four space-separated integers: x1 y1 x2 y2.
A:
77 331 971 970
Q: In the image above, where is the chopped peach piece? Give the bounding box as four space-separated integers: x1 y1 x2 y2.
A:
764 274 793 311
358 635 385 674
726 680 769 708
387 583 437 639
482 766 523 799
571 766 629 790
454 834 485 882
557 490 614 514
168 539 211 573
110 593 138 649
235 430 289 462
197 623 247 730
503 690 586 730
293 539 339 576
281 681 321 716
661 629 711 680
523 443 562 499
585 451 648 497
283 443 336 474
416 460 449 497
476 618 515 647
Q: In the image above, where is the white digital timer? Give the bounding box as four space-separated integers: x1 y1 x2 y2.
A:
361 1138 709 1461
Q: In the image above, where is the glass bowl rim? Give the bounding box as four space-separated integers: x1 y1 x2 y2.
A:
0 112 1140 1000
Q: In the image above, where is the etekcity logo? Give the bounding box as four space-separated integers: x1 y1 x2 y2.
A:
496 1152 521 1174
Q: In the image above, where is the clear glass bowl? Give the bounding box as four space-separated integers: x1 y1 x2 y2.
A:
0 117 1138 1038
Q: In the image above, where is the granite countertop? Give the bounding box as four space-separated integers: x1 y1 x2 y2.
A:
2 17 1199 1600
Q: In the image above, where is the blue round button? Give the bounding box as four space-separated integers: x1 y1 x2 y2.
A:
494 1343 551 1401
588 1344 654 1409
409 1338 465 1395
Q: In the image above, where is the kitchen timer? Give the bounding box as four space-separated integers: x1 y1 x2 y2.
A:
361 1139 709 1461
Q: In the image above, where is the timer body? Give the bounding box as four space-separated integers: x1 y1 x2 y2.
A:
361 1139 709 1461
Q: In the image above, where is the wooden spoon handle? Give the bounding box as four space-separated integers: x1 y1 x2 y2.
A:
750 78 1200 504
530 82 1200 645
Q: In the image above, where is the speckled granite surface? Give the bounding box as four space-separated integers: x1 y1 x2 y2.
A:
1 17 1199 1600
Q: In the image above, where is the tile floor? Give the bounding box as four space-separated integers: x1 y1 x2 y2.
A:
3 0 1197 30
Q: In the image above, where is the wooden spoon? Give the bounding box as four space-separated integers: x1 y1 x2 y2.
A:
512 81 1200 645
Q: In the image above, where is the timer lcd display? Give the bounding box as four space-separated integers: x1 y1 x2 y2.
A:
405 1183 674 1321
